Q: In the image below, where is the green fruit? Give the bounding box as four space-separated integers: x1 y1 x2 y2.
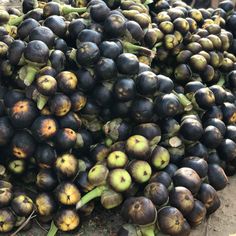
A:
151 146 170 170
126 135 150 160
128 160 152 183
107 151 128 169
88 164 109 186
108 169 132 192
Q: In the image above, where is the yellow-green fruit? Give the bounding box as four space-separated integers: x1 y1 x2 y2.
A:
55 153 78 178
151 146 170 170
11 195 34 217
54 209 80 232
126 135 150 160
129 160 152 183
108 169 132 192
107 151 128 169
56 182 81 206
8 159 25 175
88 164 109 186
0 208 16 233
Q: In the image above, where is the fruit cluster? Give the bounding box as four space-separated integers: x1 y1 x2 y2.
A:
0 0 236 235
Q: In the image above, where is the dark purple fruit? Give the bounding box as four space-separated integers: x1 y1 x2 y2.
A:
173 167 201 195
207 164 228 191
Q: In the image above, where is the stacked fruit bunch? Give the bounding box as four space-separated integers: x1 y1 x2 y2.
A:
0 0 235 235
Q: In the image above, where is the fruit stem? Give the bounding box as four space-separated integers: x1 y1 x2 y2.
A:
23 66 39 86
217 77 225 87
153 42 163 49
62 6 87 15
172 91 193 111
37 94 48 110
76 185 108 209
105 138 113 147
8 14 24 26
47 221 58 236
68 48 77 62
121 41 155 58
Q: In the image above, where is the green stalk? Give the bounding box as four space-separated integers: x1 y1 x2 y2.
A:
76 185 108 210
37 94 48 110
153 42 163 49
47 221 58 236
172 91 193 111
121 41 155 58
140 226 155 236
8 15 24 26
23 66 38 86
217 77 225 87
62 6 87 15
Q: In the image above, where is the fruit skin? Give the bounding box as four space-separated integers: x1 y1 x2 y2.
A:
55 153 78 179
36 75 57 96
169 186 195 216
173 167 201 195
149 171 172 190
197 183 221 215
121 196 157 226
54 128 77 150
186 200 207 227
101 189 123 209
88 164 109 186
132 123 161 146
157 206 185 235
10 130 35 159
207 164 228 191
181 156 208 178
36 169 58 191
11 195 34 217
128 160 152 184
107 151 128 169
0 208 16 233
0 117 14 146
31 116 58 142
150 145 170 170
0 181 13 207
35 144 56 169
144 182 169 208
179 118 203 142
125 135 150 160
35 193 57 217
9 99 38 128
56 182 81 206
108 169 132 192
49 93 71 117
54 209 80 232
217 139 236 162
201 125 223 149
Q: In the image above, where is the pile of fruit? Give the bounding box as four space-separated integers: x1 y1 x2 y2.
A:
0 0 236 235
